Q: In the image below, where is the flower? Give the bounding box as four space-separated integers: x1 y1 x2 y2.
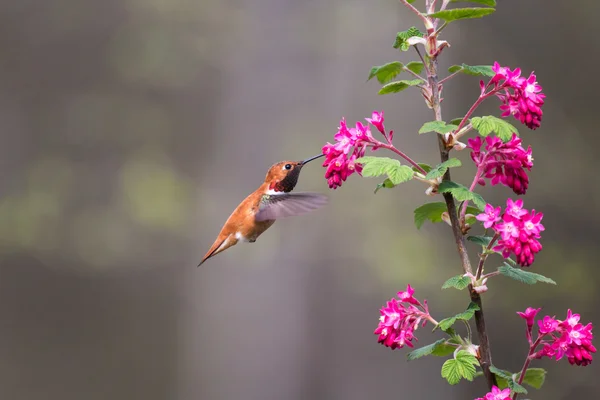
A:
523 309 596 367
475 385 511 400
488 62 545 130
374 285 431 350
517 307 541 330
322 111 389 189
478 199 544 267
468 134 533 195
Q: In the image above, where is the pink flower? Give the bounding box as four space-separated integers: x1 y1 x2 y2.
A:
366 111 386 135
488 62 545 130
517 307 541 330
475 385 511 400
468 134 533 195
478 199 544 267
476 203 502 229
526 309 596 367
374 285 431 350
322 111 389 189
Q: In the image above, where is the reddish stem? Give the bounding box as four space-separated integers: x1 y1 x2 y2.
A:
512 336 543 400
375 142 428 175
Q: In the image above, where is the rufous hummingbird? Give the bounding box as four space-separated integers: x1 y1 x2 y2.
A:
199 154 328 266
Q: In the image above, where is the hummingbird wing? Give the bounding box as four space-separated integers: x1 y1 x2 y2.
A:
255 192 329 222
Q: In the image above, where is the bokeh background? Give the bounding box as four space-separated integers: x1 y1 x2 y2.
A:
1 0 598 399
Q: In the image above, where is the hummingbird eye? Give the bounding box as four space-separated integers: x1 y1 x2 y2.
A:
284 164 292 170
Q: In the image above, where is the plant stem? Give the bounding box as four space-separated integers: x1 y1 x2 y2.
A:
376 142 428 175
459 164 484 223
423 29 498 390
475 233 499 280
512 336 543 400
400 0 431 27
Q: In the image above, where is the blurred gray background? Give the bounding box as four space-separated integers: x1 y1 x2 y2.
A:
0 0 598 399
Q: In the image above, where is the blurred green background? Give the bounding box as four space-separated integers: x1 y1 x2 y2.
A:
0 0 598 399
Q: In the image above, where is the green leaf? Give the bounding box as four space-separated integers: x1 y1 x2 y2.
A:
442 275 470 290
356 156 414 185
441 351 479 385
467 235 493 247
413 202 448 229
490 366 528 394
368 62 403 84
464 206 481 225
447 63 494 77
471 115 519 142
519 368 546 389
378 79 422 95
406 61 424 75
429 7 496 22
438 181 486 211
374 178 395 194
451 0 496 6
450 117 464 126
425 158 462 180
393 27 425 51
436 302 480 331
412 163 432 174
498 263 557 285
407 339 456 361
418 121 458 135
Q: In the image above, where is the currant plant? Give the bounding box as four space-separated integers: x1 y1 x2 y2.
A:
319 1 595 399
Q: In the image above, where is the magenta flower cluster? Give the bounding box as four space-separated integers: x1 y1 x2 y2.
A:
468 134 533 195
374 285 431 349
489 62 545 130
477 199 544 267
322 111 390 189
475 386 511 400
518 308 596 367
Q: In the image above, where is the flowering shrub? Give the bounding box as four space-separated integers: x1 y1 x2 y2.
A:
318 0 594 398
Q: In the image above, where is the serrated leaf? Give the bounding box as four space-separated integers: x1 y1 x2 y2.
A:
436 302 480 331
405 61 424 75
413 163 432 174
429 7 496 22
414 202 448 229
450 117 463 125
374 178 395 194
442 275 470 290
451 0 496 6
407 339 448 361
425 158 462 180
448 64 494 77
378 79 422 95
438 181 486 211
441 351 479 385
393 27 425 51
467 235 493 247
471 115 519 142
498 263 556 285
418 121 458 135
490 366 529 395
519 368 546 389
368 62 403 84
356 156 414 186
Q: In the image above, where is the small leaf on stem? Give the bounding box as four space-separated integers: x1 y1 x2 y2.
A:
489 366 528 394
436 302 480 331
471 115 519 142
368 62 404 84
497 263 557 285
407 339 456 361
518 368 547 389
406 61 425 74
438 180 487 210
374 178 395 194
425 158 462 180
467 235 493 247
418 121 458 135
414 202 448 229
356 156 414 185
429 8 496 22
447 64 494 77
441 351 479 385
378 79 422 95
393 27 425 51
442 275 471 290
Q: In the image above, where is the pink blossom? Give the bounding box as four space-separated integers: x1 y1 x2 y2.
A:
322 112 389 189
524 309 596 367
488 62 545 130
468 134 533 195
475 385 511 400
374 285 431 350
517 307 541 330
476 203 502 229
478 199 544 267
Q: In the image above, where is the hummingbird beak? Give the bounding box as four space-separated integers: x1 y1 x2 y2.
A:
300 153 325 165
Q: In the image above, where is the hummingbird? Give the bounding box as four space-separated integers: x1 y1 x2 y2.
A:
199 154 328 266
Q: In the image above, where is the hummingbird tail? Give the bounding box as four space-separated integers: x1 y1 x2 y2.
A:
198 234 238 266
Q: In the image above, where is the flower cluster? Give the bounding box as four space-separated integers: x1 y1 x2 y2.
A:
475 386 511 400
477 199 544 267
468 134 533 195
489 62 545 130
374 285 431 349
518 308 596 366
322 111 389 189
